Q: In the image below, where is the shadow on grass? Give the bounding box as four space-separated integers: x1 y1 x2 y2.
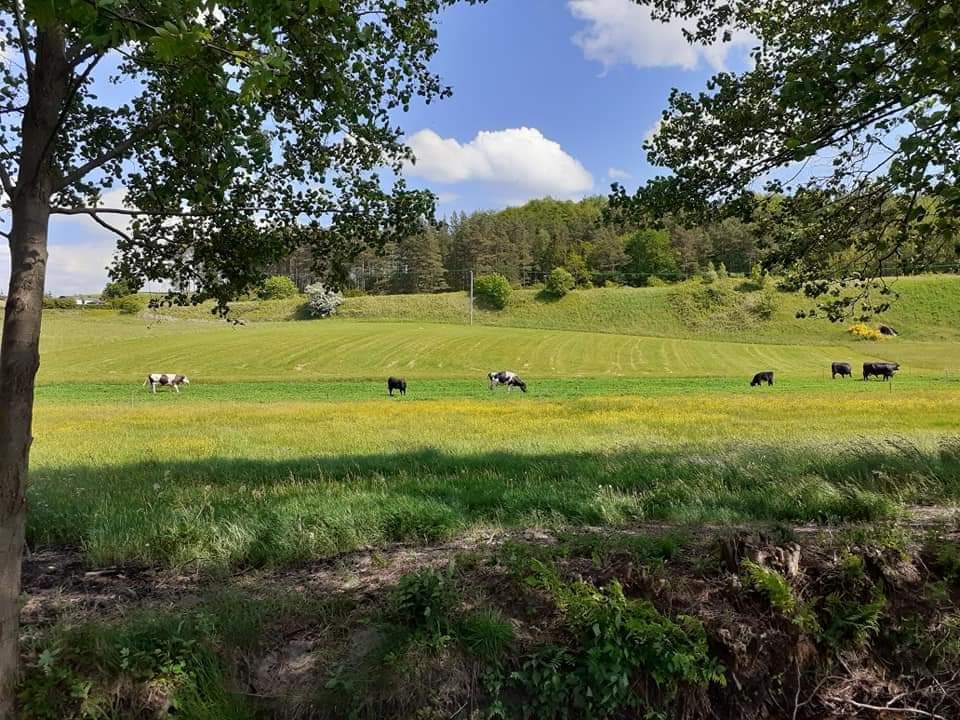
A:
27 439 960 569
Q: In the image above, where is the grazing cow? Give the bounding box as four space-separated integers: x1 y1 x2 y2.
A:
488 370 527 393
144 373 189 393
879 324 898 337
750 371 774 387
387 376 407 396
831 362 852 379
863 362 900 381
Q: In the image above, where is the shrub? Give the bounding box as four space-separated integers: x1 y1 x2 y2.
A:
646 275 670 287
342 287 367 298
848 323 885 341
701 261 719 284
744 290 778 320
473 273 511 310
750 263 769 289
102 280 132 300
305 282 343 317
114 294 146 314
717 262 728 279
544 267 576 298
43 296 77 309
258 275 299 300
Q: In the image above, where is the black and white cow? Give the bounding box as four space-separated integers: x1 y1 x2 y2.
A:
488 370 527 393
387 376 407 396
144 373 190 393
750 371 774 387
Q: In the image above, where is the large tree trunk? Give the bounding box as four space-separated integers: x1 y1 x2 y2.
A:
0 26 67 718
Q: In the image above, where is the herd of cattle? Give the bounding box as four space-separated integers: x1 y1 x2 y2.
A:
146 364 899 396
750 361 901 387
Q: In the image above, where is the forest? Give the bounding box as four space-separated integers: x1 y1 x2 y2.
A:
269 195 960 295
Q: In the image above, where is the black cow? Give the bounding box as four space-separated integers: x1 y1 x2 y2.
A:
750 371 774 387
831 362 852 379
387 376 407 396
863 362 900 381
879 324 898 337
488 370 527 393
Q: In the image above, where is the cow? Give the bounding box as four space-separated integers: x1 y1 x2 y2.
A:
144 373 189 393
879 324 898 337
831 362 852 379
488 370 527 393
387 376 407 396
863 362 900 381
750 371 774 387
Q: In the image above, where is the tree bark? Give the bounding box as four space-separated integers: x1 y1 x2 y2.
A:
0 25 67 719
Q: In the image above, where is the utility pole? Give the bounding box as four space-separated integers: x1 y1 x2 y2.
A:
469 269 474 326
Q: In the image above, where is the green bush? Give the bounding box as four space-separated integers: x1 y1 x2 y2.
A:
473 273 511 310
43 296 77 310
701 261 719 284
544 267 576 298
258 275 299 300
114 294 146 314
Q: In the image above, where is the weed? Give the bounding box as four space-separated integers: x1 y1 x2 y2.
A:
502 578 724 719
820 590 886 650
742 560 820 634
459 609 515 661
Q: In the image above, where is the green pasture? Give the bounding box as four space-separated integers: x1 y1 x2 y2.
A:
25 274 960 569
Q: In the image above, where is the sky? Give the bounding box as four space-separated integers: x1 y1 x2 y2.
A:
2 0 754 295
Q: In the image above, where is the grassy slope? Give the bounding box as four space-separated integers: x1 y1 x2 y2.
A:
35 280 960 383
147 274 960 342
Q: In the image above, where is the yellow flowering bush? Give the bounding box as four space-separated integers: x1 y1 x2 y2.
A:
848 323 886 341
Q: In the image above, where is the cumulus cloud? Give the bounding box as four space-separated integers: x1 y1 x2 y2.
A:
568 0 753 72
405 127 594 199
608 167 632 180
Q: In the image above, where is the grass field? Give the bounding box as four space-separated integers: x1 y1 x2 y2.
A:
25 274 960 570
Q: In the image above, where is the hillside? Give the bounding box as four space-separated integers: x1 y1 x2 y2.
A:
142 274 960 343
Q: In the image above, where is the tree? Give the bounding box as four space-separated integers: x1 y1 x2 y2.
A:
587 227 628 277
624 229 679 284
0 1 480 710
612 0 960 318
101 279 132 300
394 226 448 294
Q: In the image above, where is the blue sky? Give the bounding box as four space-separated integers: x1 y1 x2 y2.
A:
5 0 755 295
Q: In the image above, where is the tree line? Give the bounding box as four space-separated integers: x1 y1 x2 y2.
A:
269 196 773 294
270 194 959 296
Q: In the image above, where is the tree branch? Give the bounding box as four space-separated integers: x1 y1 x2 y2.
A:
51 206 276 217
12 0 34 87
86 211 132 244
31 52 104 188
0 165 13 198
55 117 161 192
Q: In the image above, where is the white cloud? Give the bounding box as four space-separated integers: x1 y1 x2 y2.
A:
608 167 631 180
436 192 459 205
568 0 753 72
0 188 132 296
405 127 594 199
